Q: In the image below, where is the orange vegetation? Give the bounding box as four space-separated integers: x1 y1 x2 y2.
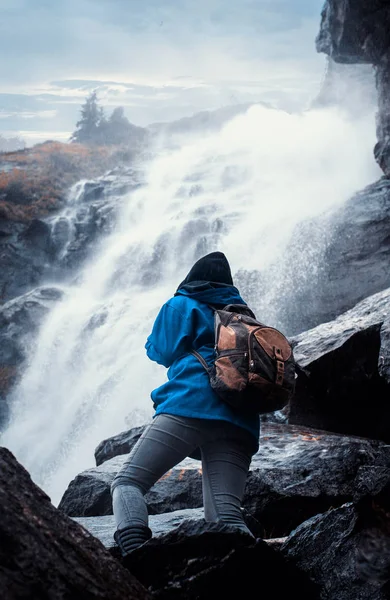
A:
0 141 114 222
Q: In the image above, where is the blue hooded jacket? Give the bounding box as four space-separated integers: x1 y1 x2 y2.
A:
144 253 260 453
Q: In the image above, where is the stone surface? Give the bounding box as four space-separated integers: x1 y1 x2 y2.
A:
316 0 390 176
58 454 204 518
113 519 320 600
289 286 390 442
0 286 64 426
73 506 265 556
0 446 150 600
236 181 390 336
281 485 390 599
94 425 146 466
316 1 390 64
75 490 390 600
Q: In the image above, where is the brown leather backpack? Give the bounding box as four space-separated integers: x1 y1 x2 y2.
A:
191 304 296 414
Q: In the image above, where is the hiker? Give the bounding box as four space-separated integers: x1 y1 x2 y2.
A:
110 251 260 560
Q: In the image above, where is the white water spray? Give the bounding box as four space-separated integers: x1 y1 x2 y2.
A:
1 104 380 505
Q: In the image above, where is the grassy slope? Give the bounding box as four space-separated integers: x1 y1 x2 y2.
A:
0 141 117 222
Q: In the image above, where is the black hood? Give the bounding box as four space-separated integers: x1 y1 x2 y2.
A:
176 252 234 293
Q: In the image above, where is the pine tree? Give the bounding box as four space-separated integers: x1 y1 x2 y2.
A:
70 91 104 144
105 107 133 145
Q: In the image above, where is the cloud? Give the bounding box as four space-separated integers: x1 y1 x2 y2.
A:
0 0 327 141
0 110 57 120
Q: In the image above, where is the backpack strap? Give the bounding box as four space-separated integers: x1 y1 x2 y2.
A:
190 350 211 373
189 303 217 371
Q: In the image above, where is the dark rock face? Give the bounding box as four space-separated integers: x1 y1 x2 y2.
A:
74 491 390 600
375 52 390 175
289 287 390 442
58 455 204 518
94 425 146 466
281 486 390 600
115 520 320 600
50 174 138 273
46 168 142 278
0 446 150 600
0 286 64 427
316 1 390 64
243 425 389 538
0 218 54 302
74 507 266 557
316 0 390 176
317 181 390 328
254 180 390 336
0 167 142 306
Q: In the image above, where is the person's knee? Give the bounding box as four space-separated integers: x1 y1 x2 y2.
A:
110 474 146 496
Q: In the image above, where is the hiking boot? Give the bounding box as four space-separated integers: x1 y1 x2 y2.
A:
114 525 152 558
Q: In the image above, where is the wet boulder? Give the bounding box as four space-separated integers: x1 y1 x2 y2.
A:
58 454 203 518
0 446 150 600
73 506 265 557
94 425 146 466
281 484 390 600
104 519 320 600
290 287 390 442
0 286 64 427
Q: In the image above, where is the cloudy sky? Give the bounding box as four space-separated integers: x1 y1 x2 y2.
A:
0 0 326 145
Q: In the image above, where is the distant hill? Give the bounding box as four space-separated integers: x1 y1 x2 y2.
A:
147 102 271 138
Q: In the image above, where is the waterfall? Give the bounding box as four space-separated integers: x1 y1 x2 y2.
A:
1 103 380 506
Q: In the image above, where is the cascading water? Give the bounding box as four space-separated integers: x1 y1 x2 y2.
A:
1 103 381 506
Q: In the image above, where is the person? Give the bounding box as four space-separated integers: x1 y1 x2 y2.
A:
110 251 260 559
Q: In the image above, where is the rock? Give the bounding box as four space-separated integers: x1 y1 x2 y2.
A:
73 506 265 557
0 219 52 302
314 182 390 329
58 455 204 518
281 484 390 599
375 52 390 176
49 169 142 272
22 218 53 253
71 486 390 599
111 519 320 600
289 287 390 442
74 508 206 554
59 423 390 542
0 446 150 600
244 424 390 538
81 181 106 203
73 486 390 599
316 0 390 176
316 1 390 64
95 425 146 466
0 286 64 427
235 180 390 336
0 164 143 305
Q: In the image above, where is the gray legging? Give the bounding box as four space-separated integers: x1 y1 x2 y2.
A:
111 414 256 535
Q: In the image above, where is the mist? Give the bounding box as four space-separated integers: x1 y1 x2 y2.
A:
1 99 381 505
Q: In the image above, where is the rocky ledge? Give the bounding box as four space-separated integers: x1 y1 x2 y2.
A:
317 0 390 176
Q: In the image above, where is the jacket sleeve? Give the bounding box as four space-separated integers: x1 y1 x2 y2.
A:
145 302 192 368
